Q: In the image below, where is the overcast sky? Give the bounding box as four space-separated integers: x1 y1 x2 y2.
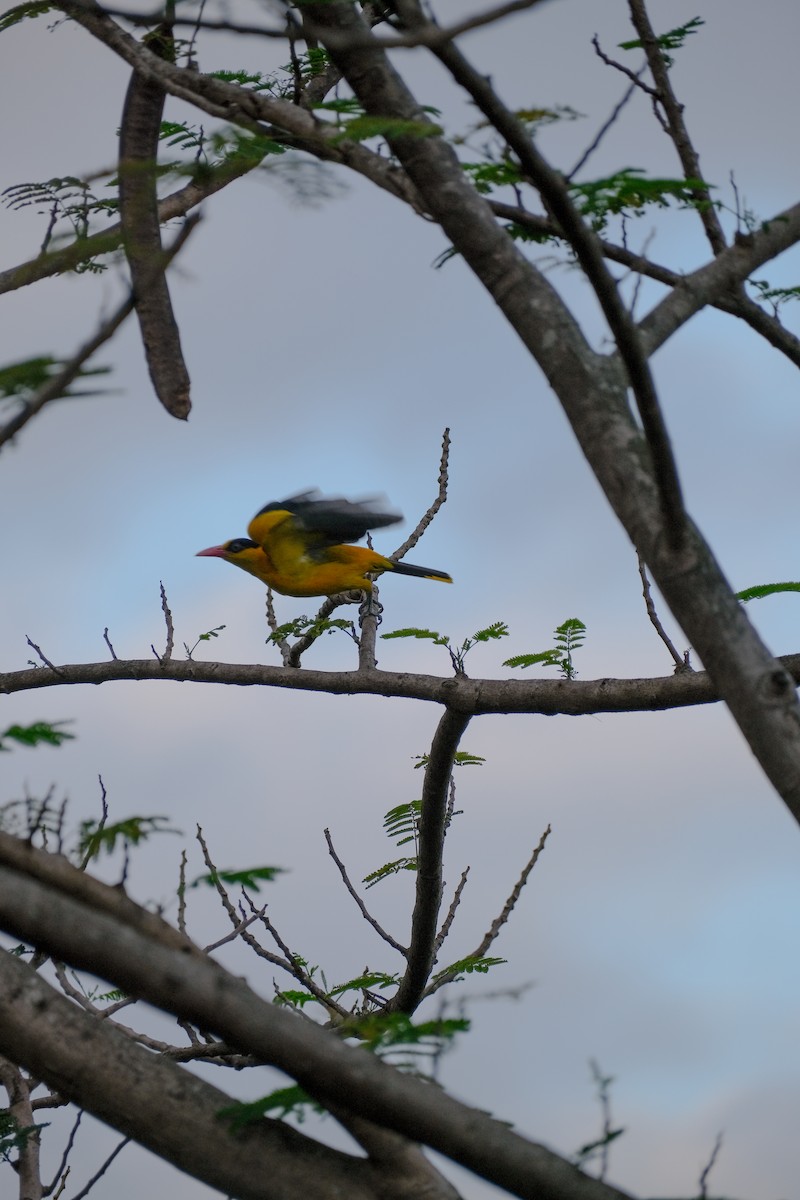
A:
2 2 800 1198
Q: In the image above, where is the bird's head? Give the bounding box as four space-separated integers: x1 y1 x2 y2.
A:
196 538 268 580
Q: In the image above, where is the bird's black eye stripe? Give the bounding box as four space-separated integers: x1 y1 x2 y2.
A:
227 538 259 554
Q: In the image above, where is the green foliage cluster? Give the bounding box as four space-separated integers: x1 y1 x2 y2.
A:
383 618 586 679
190 865 285 893
79 815 177 862
0 720 73 752
0 1110 47 1164
749 279 800 314
266 614 354 646
504 617 586 680
618 15 705 67
0 356 111 409
0 1 55 34
382 620 508 674
736 581 800 603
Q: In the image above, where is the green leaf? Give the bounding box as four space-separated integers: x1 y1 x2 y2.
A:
432 954 507 984
0 356 111 404
363 857 418 889
619 15 704 66
382 800 421 841
503 651 561 669
329 971 399 998
472 621 509 642
190 865 286 892
266 616 352 646
573 1127 626 1168
414 751 484 768
381 627 449 644
0 720 74 752
462 159 525 196
342 1011 469 1050
736 581 800 602
273 988 318 1009
330 115 442 145
569 168 713 231
78 815 178 861
219 1086 321 1131
0 1111 49 1163
210 68 278 93
0 2 55 34
749 280 800 307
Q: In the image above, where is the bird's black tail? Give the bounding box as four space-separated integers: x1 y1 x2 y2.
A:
390 560 452 583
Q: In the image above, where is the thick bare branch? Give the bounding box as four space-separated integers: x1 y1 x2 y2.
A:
0 839 637 1200
489 202 800 370
85 0 546 49
291 0 800 826
0 158 262 297
638 204 800 355
0 949 387 1200
54 2 423 210
5 652 800 718
0 1057 42 1200
404 4 687 547
393 708 471 1013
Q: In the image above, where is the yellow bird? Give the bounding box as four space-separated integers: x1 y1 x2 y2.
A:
197 491 452 598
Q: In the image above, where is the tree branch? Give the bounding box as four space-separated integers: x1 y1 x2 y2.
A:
489 201 800 371
291 0 800 826
0 837 637 1200
5 652 800 716
637 203 800 354
626 0 726 255
0 948 389 1200
54 2 423 210
394 708 472 1013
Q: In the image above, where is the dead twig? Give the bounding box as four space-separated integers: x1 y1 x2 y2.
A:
324 827 407 955
637 553 691 672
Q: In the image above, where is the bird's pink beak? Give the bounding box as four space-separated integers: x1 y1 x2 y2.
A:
196 545 226 558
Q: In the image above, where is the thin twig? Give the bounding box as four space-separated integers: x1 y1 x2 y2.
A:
357 589 381 671
324 827 407 955
433 867 470 955
158 581 174 662
45 1109 83 1198
90 0 547 49
626 0 726 255
698 1131 724 1199
392 428 450 562
0 216 199 452
265 589 292 666
426 825 551 997
637 553 690 672
177 848 188 937
102 627 118 660
569 64 643 180
203 906 267 953
242 889 350 1019
591 34 659 101
25 636 64 677
67 1136 131 1200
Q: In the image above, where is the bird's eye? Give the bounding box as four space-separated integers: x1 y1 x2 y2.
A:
227 538 258 554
